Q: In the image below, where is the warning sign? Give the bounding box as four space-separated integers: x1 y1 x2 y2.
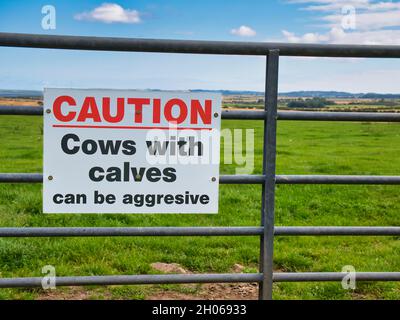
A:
43 89 221 213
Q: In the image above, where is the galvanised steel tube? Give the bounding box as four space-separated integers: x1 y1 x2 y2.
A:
0 105 270 120
0 226 398 237
2 174 400 185
278 111 400 122
220 175 266 184
0 272 399 288
259 50 280 300
0 273 263 288
0 105 43 115
1 33 400 58
3 106 400 123
222 110 266 120
273 272 400 282
0 174 266 184
275 226 400 236
0 227 263 237
0 173 43 183
1 173 267 184
276 175 400 184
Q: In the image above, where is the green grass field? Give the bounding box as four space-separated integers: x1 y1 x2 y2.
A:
0 115 399 299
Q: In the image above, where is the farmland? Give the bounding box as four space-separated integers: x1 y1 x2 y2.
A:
223 95 400 113
0 98 399 299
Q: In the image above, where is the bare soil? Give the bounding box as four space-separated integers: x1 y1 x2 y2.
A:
36 263 258 300
148 262 258 300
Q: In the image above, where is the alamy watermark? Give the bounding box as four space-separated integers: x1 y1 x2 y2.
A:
41 265 56 289
41 5 56 30
341 265 356 290
341 5 356 30
145 125 255 174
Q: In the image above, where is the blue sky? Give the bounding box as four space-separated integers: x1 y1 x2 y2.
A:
0 0 400 92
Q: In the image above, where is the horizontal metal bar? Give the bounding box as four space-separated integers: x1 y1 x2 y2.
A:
276 175 400 185
0 106 269 120
220 175 265 184
274 272 400 282
0 173 43 183
2 106 400 124
0 273 263 288
0 226 397 237
222 110 266 120
275 226 400 236
0 174 265 184
0 227 263 237
2 174 400 185
1 33 400 58
0 272 399 288
278 111 400 122
0 105 43 116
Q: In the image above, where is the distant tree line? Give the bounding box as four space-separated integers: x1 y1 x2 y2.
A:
287 97 335 109
348 99 399 107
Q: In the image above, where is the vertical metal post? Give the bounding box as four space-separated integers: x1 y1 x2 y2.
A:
259 50 279 300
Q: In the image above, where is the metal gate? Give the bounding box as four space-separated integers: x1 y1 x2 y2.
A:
1 33 400 300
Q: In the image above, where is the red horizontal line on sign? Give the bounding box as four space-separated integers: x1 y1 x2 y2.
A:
52 124 213 131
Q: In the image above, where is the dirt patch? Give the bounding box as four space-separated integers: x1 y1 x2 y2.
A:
232 264 245 273
147 263 258 300
37 263 259 300
147 283 258 300
36 287 108 300
35 283 258 300
151 262 189 274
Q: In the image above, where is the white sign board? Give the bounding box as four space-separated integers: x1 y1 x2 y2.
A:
43 89 221 213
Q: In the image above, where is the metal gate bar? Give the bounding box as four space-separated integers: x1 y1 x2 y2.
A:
1 33 400 300
259 50 279 299
1 32 400 58
3 173 400 185
3 105 400 122
0 226 399 237
1 272 400 289
0 227 264 237
0 273 263 288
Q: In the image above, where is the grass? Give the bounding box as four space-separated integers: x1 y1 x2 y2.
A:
0 115 400 299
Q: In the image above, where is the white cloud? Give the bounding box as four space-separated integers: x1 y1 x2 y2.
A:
287 0 368 4
297 0 400 12
230 25 256 37
74 3 141 24
282 27 400 45
282 29 328 43
282 0 400 45
322 9 400 31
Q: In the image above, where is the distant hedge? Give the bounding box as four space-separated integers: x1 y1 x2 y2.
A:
287 98 335 109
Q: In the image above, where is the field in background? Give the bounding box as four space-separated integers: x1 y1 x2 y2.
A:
0 106 399 299
223 95 400 113
0 97 42 107
2 94 400 112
